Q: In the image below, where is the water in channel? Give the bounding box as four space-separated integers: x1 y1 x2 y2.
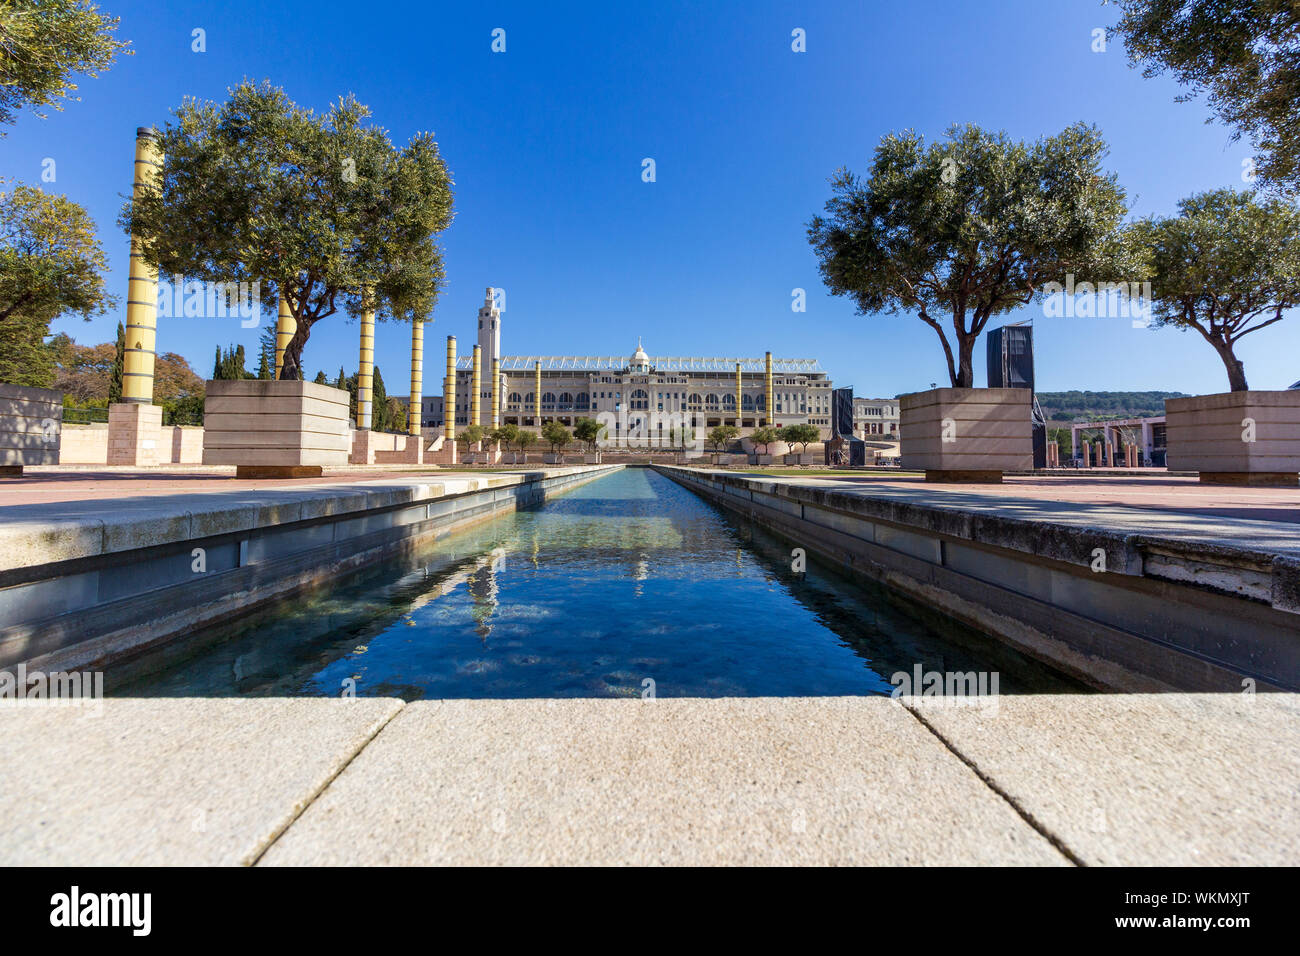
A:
115 467 1085 698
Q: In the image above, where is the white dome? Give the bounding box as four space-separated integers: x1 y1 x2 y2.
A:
630 337 650 370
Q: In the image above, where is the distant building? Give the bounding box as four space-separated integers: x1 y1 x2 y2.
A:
421 290 834 444
852 397 899 438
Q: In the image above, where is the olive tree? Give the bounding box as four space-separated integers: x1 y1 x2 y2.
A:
0 0 130 132
121 81 454 380
541 420 571 453
808 123 1127 388
749 426 778 455
573 417 604 453
1123 187 1300 392
780 423 820 454
1109 0 1300 195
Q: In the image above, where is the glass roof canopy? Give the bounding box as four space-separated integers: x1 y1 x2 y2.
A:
454 356 824 373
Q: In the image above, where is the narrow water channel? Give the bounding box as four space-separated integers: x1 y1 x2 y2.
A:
116 467 1085 698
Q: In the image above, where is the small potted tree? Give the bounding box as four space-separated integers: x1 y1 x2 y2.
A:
574 417 604 463
514 428 536 464
809 123 1125 482
706 425 739 466
541 420 571 464
457 424 485 464
748 426 779 465
780 423 820 465
488 423 518 465
1124 188 1300 485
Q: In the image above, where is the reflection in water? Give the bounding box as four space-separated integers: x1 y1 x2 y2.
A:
116 468 1085 699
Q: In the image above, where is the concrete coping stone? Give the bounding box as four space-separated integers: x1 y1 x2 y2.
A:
0 465 615 573
656 466 1300 608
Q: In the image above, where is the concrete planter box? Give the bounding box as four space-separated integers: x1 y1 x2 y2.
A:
749 454 775 465
783 453 814 466
583 453 602 464
202 379 349 477
899 387 1031 482
543 452 566 464
0 383 62 473
1165 391 1300 486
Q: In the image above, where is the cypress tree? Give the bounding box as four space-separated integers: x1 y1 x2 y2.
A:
109 321 125 403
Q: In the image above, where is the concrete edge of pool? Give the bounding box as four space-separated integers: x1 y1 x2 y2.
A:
0 464 622 674
0 693 1295 866
652 466 1300 693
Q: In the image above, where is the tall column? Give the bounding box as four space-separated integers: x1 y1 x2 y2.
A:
764 352 774 427
491 358 501 428
534 360 542 427
356 307 374 430
122 127 161 404
109 127 164 466
735 362 743 429
471 344 482 431
274 292 296 380
408 318 423 436
443 336 457 442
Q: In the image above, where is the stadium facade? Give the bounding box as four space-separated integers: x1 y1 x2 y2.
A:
421 289 834 444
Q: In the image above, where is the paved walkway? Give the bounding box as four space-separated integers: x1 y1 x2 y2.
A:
0 465 518 507
1 694 1294 865
726 470 1300 557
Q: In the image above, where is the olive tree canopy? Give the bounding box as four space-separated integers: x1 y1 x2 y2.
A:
121 81 454 380
1123 187 1300 391
807 123 1127 388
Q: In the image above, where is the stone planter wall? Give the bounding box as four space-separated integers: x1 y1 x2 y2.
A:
203 379 349 476
783 453 815 465
583 453 601 464
0 384 62 472
1165 391 1300 485
899 387 1031 481
543 452 566 464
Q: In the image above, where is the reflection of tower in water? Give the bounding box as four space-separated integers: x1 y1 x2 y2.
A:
468 550 506 642
632 553 649 598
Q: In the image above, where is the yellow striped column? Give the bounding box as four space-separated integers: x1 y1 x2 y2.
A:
408 318 424 436
765 352 774 427
471 345 482 430
443 336 456 443
356 307 375 430
122 127 162 403
491 358 501 428
735 362 743 429
274 292 296 380
534 361 542 426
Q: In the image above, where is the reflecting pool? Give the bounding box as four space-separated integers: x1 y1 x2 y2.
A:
117 468 1085 698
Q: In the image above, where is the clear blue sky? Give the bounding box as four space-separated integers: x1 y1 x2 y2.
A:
4 0 1296 396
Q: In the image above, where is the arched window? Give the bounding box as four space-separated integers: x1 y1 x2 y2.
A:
576 392 590 406
526 391 535 405
757 395 766 410
543 392 556 405
722 394 736 407
742 394 754 409
688 393 703 408
508 392 522 404
705 394 719 407
559 392 573 404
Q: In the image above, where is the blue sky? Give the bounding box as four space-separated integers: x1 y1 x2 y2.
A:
4 0 1295 396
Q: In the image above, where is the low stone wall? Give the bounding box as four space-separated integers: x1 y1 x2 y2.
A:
0 384 62 468
655 465 1300 693
59 423 204 465
0 464 621 673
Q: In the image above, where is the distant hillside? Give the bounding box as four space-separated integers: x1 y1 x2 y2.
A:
1037 391 1188 422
